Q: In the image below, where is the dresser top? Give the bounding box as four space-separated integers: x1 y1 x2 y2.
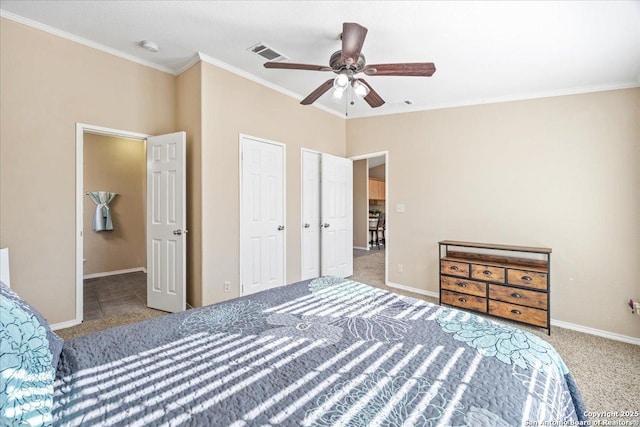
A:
439 240 552 254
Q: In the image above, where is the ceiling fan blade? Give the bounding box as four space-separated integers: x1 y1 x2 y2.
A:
300 79 335 105
364 62 436 77
356 79 385 108
341 22 368 66
264 62 333 72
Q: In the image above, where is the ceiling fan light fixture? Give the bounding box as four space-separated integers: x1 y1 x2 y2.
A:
330 87 345 103
352 80 370 98
333 73 349 91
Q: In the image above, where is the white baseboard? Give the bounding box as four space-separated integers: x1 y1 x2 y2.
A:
50 319 81 331
550 319 640 346
386 281 639 346
387 281 439 299
83 267 145 279
354 246 370 251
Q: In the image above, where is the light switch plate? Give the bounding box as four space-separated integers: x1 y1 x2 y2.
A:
396 203 405 213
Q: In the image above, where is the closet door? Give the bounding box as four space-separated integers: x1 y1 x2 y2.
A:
301 151 321 280
320 154 353 278
240 136 285 295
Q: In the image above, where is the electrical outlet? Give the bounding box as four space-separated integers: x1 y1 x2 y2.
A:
397 264 403 273
224 281 230 292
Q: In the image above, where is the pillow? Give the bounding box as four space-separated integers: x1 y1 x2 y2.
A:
0 282 63 370
1 287 54 426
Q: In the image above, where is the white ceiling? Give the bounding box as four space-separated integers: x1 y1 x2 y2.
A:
2 1 639 119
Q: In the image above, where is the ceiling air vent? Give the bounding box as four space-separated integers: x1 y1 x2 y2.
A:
248 42 289 62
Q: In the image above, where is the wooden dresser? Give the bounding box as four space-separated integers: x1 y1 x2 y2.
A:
439 240 552 334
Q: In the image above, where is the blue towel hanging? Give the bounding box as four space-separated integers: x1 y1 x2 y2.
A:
87 191 117 232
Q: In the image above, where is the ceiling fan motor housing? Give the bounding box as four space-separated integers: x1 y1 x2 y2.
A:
330 50 366 74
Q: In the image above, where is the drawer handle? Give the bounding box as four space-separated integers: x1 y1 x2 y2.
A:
456 282 467 288
511 292 522 298
483 270 492 276
522 276 532 281
511 309 522 315
458 297 467 303
450 265 460 271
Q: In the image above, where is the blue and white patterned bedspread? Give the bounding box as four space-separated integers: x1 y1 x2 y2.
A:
53 277 587 426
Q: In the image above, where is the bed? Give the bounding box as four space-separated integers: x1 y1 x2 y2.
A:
2 277 587 426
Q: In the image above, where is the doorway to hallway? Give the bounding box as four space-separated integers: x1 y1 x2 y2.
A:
350 151 388 287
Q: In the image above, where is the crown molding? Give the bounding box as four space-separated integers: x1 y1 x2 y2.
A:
0 8 343 118
195 52 345 119
174 53 202 76
345 81 640 119
0 9 175 75
3 9 636 121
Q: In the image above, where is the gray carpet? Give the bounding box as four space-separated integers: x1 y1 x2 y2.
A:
55 307 165 340
56 249 640 421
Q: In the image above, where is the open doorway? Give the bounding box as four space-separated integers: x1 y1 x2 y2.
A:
78 127 149 322
82 132 147 320
350 152 388 288
76 124 188 326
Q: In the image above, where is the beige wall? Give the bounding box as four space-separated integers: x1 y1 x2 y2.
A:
369 163 386 180
347 88 640 338
2 16 637 341
176 64 203 308
200 62 346 305
0 18 176 324
353 159 369 249
83 134 146 275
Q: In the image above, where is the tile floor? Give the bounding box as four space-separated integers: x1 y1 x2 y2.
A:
83 271 147 320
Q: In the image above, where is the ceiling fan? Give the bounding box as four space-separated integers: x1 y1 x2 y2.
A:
263 22 436 108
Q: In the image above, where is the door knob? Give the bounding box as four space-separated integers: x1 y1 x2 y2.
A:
303 223 310 228
277 225 285 231
323 223 330 228
173 229 182 235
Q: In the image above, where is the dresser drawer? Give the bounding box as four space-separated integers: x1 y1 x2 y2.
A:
488 300 547 327
507 269 548 290
489 284 547 310
441 276 486 297
471 264 505 283
441 290 487 313
441 260 470 278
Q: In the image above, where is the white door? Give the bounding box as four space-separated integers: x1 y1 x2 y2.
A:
147 132 186 313
241 136 285 295
321 154 353 277
301 151 320 280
